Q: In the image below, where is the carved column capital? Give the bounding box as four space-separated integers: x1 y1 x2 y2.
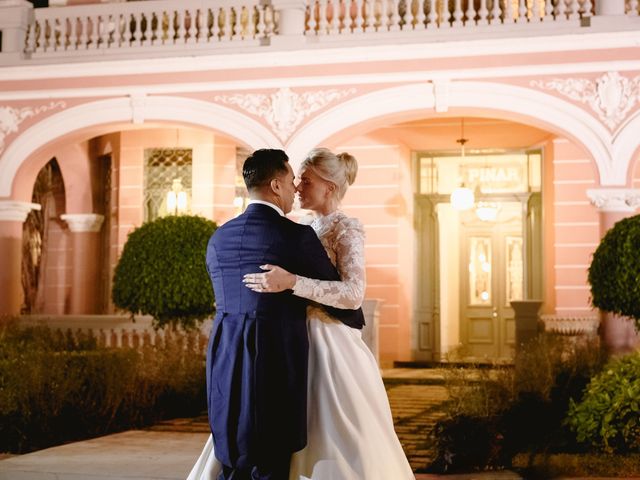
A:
587 188 640 212
61 213 105 232
0 200 40 222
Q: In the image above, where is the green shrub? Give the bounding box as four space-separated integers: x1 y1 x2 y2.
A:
588 214 640 330
112 215 217 329
428 335 604 472
566 352 640 453
0 321 205 453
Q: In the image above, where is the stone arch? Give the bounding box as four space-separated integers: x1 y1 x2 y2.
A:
613 110 640 185
0 96 282 198
286 81 617 184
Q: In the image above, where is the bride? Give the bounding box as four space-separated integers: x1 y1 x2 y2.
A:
187 148 414 480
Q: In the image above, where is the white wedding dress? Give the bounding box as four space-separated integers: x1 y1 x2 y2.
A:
187 211 414 480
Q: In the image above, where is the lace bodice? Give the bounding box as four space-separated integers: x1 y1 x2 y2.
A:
293 211 366 310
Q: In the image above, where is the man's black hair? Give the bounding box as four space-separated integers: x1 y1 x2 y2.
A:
242 149 290 191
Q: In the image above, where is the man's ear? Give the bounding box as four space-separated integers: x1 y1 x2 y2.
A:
269 178 280 195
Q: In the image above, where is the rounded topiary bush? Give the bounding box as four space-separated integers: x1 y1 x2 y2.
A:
588 214 640 330
566 352 640 453
112 215 217 329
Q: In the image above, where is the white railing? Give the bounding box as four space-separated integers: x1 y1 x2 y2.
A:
0 0 634 63
20 314 212 351
304 0 594 36
25 0 276 56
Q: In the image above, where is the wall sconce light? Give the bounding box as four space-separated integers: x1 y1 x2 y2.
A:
166 178 187 215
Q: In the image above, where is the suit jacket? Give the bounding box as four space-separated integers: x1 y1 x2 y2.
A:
205 203 364 469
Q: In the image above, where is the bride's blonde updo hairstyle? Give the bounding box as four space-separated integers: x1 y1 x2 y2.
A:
301 147 358 201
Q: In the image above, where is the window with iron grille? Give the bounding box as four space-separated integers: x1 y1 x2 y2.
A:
143 148 192 222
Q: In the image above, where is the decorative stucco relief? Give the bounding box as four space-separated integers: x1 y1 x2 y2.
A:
586 188 640 212
214 87 357 142
530 72 640 130
0 102 66 155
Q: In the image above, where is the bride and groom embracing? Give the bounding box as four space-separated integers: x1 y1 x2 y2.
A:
188 148 414 480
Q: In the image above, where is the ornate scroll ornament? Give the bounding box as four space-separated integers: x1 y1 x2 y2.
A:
586 188 640 212
0 101 66 155
531 72 640 130
214 87 357 142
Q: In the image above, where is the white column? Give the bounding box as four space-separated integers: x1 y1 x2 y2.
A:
0 200 40 316
587 188 640 354
61 214 104 314
0 0 33 63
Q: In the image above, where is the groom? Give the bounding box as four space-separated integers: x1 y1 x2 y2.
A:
205 149 364 480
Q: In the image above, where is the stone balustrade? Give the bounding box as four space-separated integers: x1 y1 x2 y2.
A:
540 313 600 336
0 0 637 64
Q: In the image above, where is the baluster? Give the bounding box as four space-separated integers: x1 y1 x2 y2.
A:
476 0 488 24
187 8 197 43
121 329 130 348
377 0 387 31
567 0 579 18
110 329 118 348
34 20 44 53
452 0 463 25
326 0 337 32
256 5 266 38
354 0 364 31
543 0 553 19
415 0 426 29
131 12 141 45
490 0 501 24
516 0 527 22
121 14 131 46
581 0 593 17
389 0 400 30
503 0 513 22
234 7 242 40
222 7 231 40
26 22 36 53
78 16 88 49
196 9 206 42
141 13 151 46
555 0 567 19
211 8 220 40
465 0 476 24
426 0 437 27
176 9 186 42
531 0 541 21
44 18 53 52
166 10 176 45
89 15 99 49
308 0 318 34
149 12 158 45
318 0 329 34
99 15 109 48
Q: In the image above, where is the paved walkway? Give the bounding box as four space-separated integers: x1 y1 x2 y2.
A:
0 368 517 479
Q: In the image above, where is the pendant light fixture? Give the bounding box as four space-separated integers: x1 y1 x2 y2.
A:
450 118 474 211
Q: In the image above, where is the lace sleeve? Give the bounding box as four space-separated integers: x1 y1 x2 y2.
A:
292 218 366 310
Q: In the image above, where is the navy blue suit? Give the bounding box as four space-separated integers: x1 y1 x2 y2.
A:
205 203 364 480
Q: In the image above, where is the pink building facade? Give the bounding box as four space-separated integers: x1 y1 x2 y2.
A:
1 0 639 365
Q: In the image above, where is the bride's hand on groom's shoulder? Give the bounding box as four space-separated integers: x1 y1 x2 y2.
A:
243 264 296 293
